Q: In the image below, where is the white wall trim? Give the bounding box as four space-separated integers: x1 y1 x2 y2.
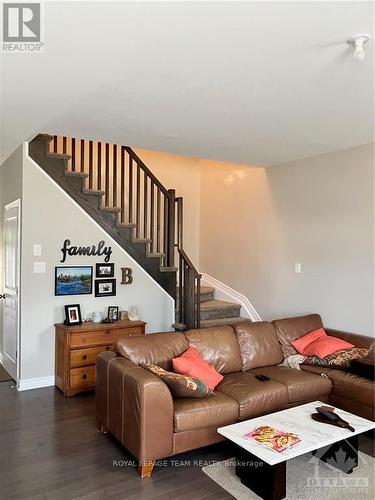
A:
0 352 3 363
201 273 262 322
24 142 174 311
18 376 55 391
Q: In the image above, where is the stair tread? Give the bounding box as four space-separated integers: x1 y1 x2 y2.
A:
37 133 54 142
66 171 89 178
83 189 105 195
200 317 249 328
116 222 136 228
132 238 151 243
100 206 122 212
200 299 241 311
147 252 165 258
47 152 71 160
160 267 178 272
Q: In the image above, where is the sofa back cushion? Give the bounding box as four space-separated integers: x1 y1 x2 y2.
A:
185 326 242 374
115 332 188 370
272 314 324 357
234 321 283 370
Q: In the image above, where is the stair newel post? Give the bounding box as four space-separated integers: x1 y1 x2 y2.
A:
167 189 176 268
178 252 183 325
186 268 196 330
195 275 201 328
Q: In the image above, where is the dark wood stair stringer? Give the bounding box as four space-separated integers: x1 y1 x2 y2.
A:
28 135 177 298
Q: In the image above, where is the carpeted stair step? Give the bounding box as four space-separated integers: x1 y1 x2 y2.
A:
177 285 215 303
200 299 241 321
200 316 249 328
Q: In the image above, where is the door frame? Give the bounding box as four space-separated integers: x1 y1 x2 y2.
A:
2 198 21 384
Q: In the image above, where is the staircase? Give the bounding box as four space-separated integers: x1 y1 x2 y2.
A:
186 286 249 329
29 134 248 330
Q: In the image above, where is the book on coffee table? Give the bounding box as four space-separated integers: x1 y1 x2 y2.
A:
244 425 301 453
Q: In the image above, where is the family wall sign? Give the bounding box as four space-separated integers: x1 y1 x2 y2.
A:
60 239 113 263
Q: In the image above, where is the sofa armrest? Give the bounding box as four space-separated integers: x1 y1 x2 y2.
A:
325 328 374 349
95 352 174 462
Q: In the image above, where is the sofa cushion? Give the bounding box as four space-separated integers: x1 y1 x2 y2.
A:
185 326 242 374
115 332 188 370
234 321 283 370
249 366 332 404
272 314 324 357
216 372 288 420
173 392 238 432
324 370 374 409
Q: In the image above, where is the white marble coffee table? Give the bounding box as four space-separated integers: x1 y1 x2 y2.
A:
218 401 374 500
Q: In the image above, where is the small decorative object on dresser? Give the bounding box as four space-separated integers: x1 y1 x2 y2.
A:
55 319 146 396
128 305 139 321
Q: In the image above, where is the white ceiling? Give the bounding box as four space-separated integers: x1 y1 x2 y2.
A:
1 1 374 166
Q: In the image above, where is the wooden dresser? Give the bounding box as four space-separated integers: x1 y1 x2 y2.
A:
55 320 146 396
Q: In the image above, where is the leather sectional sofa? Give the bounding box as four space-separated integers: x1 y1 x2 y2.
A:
95 314 374 477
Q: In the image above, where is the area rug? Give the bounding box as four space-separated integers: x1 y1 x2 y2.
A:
0 363 12 382
202 452 374 500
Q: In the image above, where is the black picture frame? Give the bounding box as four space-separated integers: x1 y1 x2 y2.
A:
55 266 93 296
107 306 119 321
95 279 116 297
64 304 82 325
96 263 115 278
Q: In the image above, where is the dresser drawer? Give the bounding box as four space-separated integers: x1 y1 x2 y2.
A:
70 327 143 348
70 346 113 368
70 366 96 389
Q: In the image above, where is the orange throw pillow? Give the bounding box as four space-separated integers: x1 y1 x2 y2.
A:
292 328 327 354
302 336 354 358
292 328 354 357
172 346 223 390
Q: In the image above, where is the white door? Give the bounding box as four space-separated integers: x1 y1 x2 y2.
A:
1 200 21 381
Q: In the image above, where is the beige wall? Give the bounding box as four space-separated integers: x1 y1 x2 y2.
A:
19 151 174 382
134 148 201 268
200 144 374 335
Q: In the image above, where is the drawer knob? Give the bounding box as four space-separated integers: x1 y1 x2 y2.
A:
105 346 110 350
82 374 87 380
82 355 87 360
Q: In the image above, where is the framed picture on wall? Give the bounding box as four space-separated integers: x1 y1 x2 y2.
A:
95 279 116 297
64 304 82 325
55 266 93 296
96 263 115 278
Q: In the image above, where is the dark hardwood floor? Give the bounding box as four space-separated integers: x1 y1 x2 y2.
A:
0 381 234 500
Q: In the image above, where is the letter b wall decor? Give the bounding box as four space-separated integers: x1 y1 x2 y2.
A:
121 267 133 285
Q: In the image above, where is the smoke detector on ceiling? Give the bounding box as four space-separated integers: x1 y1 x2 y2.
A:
347 34 371 61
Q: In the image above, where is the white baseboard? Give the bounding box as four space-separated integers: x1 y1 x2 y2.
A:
201 273 262 322
0 352 3 363
18 376 55 391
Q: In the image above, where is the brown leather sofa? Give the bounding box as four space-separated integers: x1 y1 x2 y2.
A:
95 314 374 477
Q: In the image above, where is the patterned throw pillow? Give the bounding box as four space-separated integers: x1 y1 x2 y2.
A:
141 363 213 398
303 347 369 370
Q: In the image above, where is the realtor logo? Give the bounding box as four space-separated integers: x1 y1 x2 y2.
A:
2 2 44 52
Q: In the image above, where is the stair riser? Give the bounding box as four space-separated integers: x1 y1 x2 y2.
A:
200 307 241 321
200 292 214 303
